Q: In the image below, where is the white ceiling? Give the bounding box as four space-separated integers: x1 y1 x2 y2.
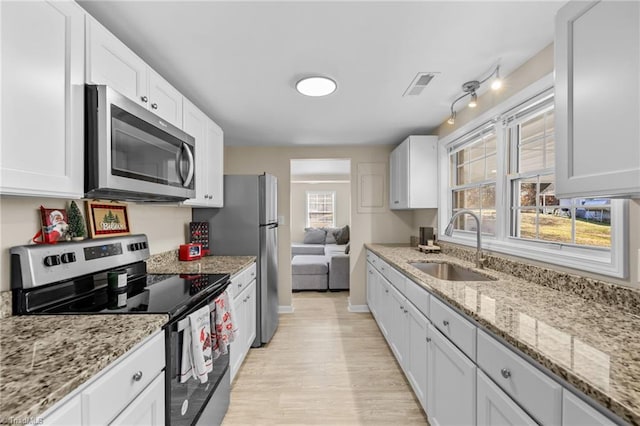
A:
291 159 351 177
78 1 565 147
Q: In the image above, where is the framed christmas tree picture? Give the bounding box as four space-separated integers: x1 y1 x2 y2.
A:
86 200 131 239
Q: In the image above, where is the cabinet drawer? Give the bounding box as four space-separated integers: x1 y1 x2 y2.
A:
231 263 256 299
430 296 476 360
477 329 562 426
367 251 381 270
82 331 165 425
380 262 406 294
404 278 429 319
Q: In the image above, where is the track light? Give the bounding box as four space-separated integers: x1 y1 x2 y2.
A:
447 63 502 124
468 92 478 108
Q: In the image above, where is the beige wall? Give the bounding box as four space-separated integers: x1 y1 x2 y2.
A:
290 181 350 243
225 145 415 308
0 196 191 291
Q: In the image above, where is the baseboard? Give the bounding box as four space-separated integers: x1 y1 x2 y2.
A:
278 305 295 314
347 298 370 313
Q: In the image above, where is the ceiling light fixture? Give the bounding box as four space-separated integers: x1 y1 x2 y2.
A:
447 64 502 125
296 76 337 97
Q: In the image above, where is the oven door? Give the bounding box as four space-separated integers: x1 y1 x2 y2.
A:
167 291 230 426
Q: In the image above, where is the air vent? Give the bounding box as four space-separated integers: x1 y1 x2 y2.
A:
403 72 438 97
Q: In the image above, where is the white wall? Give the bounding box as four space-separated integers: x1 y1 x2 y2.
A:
290 181 350 243
0 196 192 291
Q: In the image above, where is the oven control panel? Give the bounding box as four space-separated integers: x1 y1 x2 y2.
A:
10 234 150 289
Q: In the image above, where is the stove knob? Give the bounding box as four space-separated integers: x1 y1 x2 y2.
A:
142 242 148 249
61 253 76 264
128 243 136 251
44 255 61 267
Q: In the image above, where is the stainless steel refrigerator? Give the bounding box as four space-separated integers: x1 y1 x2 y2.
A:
193 173 278 347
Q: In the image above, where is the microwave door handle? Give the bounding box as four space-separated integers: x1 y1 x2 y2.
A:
175 147 187 184
182 143 195 187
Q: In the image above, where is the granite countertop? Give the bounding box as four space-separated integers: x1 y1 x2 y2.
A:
146 251 256 276
0 314 167 423
366 244 640 425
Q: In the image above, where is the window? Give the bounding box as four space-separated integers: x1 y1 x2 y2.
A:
440 75 626 277
306 191 335 228
506 91 611 248
449 124 497 235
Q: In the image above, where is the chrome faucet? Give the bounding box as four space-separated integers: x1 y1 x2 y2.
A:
444 209 486 269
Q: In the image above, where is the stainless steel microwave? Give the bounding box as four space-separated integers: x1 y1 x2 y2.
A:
85 85 196 201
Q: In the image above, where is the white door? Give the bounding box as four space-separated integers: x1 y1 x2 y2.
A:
388 284 407 368
86 17 149 107
477 370 536 426
182 99 209 206
405 301 429 413
427 323 476 426
366 263 376 317
376 273 391 339
244 280 257 351
562 390 616 426
110 373 165 426
229 290 245 382
555 0 640 198
1 0 84 198
206 119 224 207
42 395 82 426
148 69 183 128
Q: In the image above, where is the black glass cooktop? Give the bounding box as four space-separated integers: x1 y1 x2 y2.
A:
18 268 229 317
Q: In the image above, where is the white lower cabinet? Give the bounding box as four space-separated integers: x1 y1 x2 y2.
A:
563 390 616 426
388 284 408 367
405 301 429 412
41 330 165 426
110 373 165 426
428 323 476 426
477 370 536 426
229 263 257 382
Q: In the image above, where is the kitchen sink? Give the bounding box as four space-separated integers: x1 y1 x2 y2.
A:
410 262 497 282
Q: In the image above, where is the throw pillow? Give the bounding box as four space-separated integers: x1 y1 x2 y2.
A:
333 225 350 245
344 242 350 255
324 227 340 244
303 228 326 244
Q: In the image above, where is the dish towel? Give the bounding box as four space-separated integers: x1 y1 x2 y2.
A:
211 288 237 359
179 304 213 384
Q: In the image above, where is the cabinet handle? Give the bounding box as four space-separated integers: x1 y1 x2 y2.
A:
381 266 385 271
442 320 449 327
140 96 148 103
404 309 408 313
426 337 431 343
132 371 143 381
151 103 158 109
501 368 511 379
368 271 373 275
394 201 399 204
399 305 404 310
385 289 389 293
238 283 242 287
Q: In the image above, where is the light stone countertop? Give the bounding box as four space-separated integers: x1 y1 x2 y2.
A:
146 251 256 276
366 243 640 425
0 314 167 423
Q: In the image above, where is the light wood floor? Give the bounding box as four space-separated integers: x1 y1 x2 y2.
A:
223 291 428 425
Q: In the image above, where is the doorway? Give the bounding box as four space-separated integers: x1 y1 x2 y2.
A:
289 159 352 296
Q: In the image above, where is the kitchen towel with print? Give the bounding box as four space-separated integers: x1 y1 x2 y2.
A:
211 288 237 359
179 304 213 384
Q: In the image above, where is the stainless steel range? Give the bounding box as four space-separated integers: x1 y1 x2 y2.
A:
10 234 231 425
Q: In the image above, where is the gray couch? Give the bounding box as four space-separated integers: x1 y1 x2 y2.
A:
291 242 350 291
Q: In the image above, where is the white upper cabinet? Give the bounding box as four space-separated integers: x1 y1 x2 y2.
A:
182 99 224 208
389 135 438 209
555 0 640 198
1 0 85 198
86 17 183 128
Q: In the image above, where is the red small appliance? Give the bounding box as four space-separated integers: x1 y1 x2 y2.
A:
179 243 202 261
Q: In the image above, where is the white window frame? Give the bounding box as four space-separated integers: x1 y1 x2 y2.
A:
305 190 336 228
438 74 628 278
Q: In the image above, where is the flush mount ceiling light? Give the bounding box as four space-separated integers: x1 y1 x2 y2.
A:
447 64 502 125
296 76 337 97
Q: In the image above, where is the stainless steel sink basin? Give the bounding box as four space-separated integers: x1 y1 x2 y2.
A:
410 262 497 282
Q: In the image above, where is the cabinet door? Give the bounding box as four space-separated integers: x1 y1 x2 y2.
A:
408 136 438 208
86 17 149 108
428 324 476 426
230 291 245 382
396 140 409 208
563 390 616 426
389 148 400 208
206 119 224 207
375 272 391 340
148 69 183 128
110 373 165 426
555 0 640 198
477 370 536 426
366 263 377 317
405 302 428 413
388 284 407 368
42 394 82 426
244 280 257 352
1 0 84 198
182 99 209 207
